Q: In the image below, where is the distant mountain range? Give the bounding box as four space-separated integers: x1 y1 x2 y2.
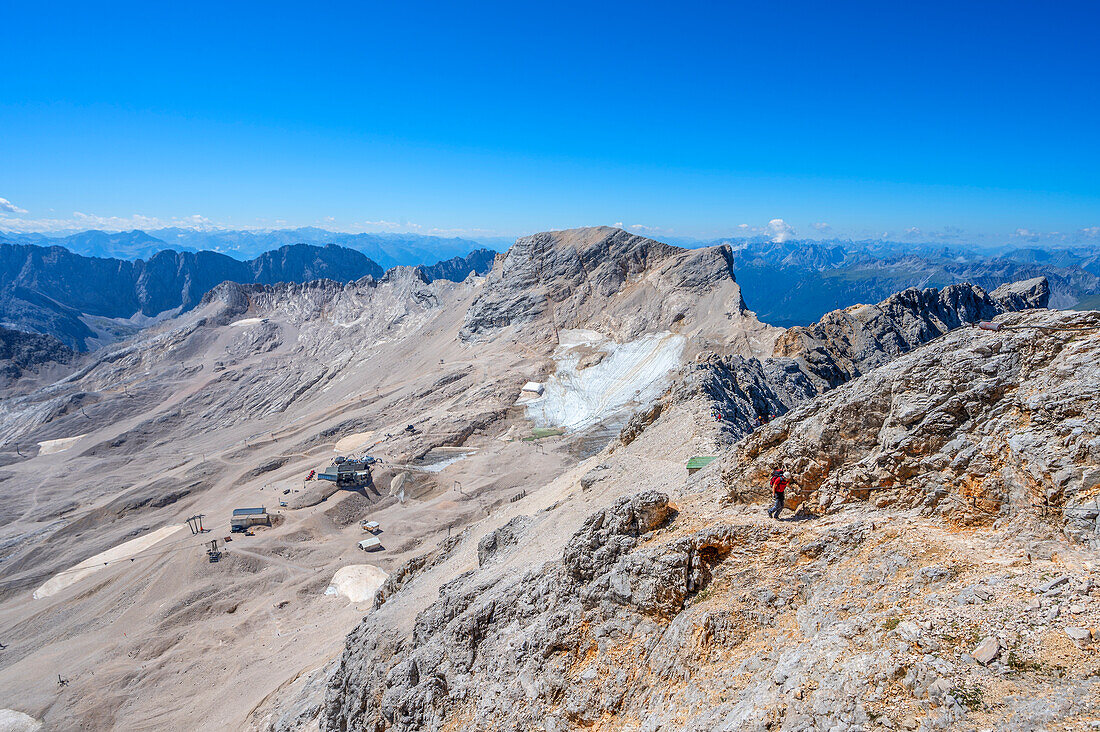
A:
0 227 506 268
714 239 1100 326
1 226 1098 354
0 240 496 351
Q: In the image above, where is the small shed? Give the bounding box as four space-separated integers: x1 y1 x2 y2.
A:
686 456 718 474
231 506 270 531
521 382 544 396
358 536 383 552
361 520 381 533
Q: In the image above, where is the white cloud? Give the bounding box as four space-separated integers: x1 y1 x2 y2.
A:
1079 226 1100 239
426 226 502 237
812 222 831 233
0 197 28 215
628 223 674 236
766 218 795 243
349 219 407 233
612 221 624 229
0 211 219 233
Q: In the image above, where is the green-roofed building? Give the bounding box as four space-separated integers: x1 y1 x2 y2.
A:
686 456 717 473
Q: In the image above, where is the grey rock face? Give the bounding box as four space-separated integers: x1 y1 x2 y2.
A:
459 227 773 352
319 490 783 730
653 279 1051 447
773 280 1047 390
321 491 693 730
670 353 818 442
316 501 940 732
374 530 469 610
416 248 497 283
562 491 673 582
476 515 532 567
990 276 1050 311
0 325 75 382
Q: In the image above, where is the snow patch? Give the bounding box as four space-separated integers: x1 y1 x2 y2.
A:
526 330 686 432
325 564 389 604
229 317 266 327
0 710 42 732
37 434 88 455
33 525 183 599
334 431 376 453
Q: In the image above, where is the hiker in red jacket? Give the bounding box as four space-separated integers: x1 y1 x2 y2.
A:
768 468 788 520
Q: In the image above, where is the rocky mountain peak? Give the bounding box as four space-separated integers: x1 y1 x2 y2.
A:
461 227 775 356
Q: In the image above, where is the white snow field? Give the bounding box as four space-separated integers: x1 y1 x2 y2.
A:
32 525 184 599
325 564 390 604
36 434 88 455
0 709 43 732
526 330 686 432
229 317 266 327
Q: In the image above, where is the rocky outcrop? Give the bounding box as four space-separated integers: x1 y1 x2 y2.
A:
0 325 75 382
718 309 1100 537
323 483 1100 732
476 515 532 567
990 276 1050 311
321 491 711 731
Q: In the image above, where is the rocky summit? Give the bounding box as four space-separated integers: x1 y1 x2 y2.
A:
0 227 1098 732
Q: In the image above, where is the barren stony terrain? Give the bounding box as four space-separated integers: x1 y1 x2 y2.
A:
0 227 1097 732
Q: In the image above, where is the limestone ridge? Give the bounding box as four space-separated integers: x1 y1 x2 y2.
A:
460 227 778 356
718 307 1100 536
664 279 1052 443
321 491 723 731
774 277 1050 390
0 269 463 447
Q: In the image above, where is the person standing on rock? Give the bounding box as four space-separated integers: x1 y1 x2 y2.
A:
768 468 788 519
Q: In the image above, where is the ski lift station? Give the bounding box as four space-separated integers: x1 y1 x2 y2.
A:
231 506 270 532
318 456 375 486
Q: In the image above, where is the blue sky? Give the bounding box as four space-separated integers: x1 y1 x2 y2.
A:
1 1 1098 245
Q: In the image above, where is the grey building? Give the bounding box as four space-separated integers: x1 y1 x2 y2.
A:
231 506 270 532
